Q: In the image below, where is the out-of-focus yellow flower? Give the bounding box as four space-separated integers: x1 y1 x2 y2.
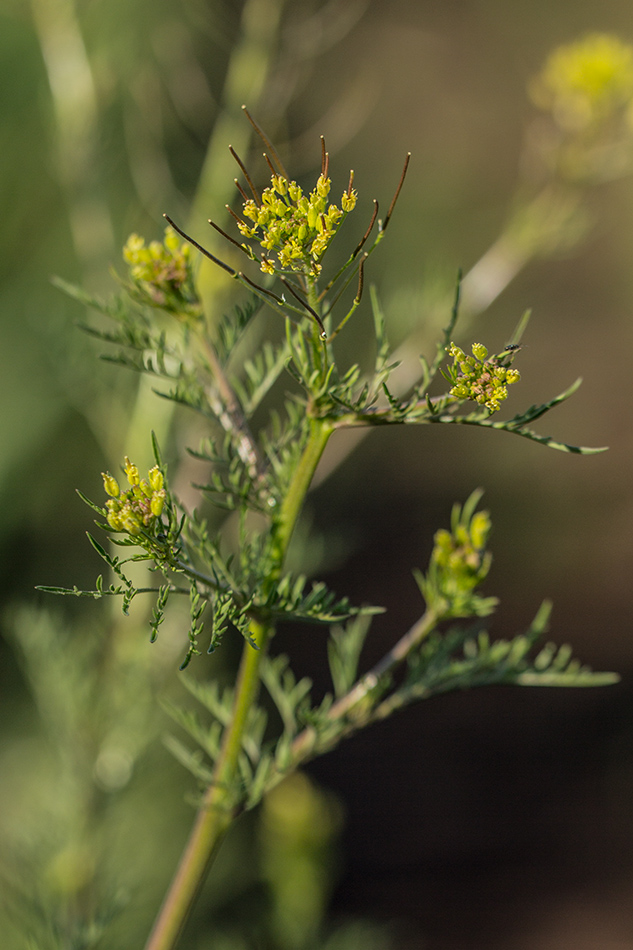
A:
530 33 633 132
431 505 492 594
122 226 202 319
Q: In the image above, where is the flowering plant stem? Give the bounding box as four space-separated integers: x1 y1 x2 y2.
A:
46 104 621 950
144 419 333 950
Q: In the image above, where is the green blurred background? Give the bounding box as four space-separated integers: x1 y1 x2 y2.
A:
2 1 633 948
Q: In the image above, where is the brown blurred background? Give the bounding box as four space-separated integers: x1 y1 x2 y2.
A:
1 1 633 948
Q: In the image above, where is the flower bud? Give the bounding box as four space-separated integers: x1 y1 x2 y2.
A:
341 190 357 212
316 175 331 198
106 508 123 531
102 473 120 498
124 457 140 486
151 490 166 518
288 182 302 202
121 507 142 535
148 466 164 492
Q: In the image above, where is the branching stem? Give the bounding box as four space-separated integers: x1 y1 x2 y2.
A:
329 607 439 720
144 413 334 950
287 607 439 767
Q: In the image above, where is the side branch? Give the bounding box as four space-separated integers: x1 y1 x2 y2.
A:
288 607 439 765
196 333 269 485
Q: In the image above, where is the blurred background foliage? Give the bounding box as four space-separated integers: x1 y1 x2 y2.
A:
2 0 633 948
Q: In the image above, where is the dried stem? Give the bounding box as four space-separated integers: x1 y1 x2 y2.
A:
279 276 327 337
242 104 289 180
229 144 261 205
163 215 237 277
382 152 411 231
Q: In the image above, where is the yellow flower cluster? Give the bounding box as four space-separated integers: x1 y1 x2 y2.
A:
102 458 166 535
237 172 357 278
448 342 520 413
530 33 633 131
123 226 200 316
432 507 491 584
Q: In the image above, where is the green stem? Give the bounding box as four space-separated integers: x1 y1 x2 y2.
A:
329 607 439 720
144 620 270 950
270 418 333 572
144 418 333 950
281 607 440 772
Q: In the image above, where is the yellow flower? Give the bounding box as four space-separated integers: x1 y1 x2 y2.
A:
148 466 164 492
530 33 633 131
124 457 140 486
102 473 120 498
103 459 167 536
237 165 356 279
341 190 357 212
122 226 202 319
447 342 521 413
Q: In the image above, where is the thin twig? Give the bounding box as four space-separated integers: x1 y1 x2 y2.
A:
208 219 251 257
242 105 289 180
163 215 236 276
234 178 250 203
285 608 439 767
355 253 366 303
263 152 277 178
321 136 329 178
225 204 249 229
318 200 378 302
322 255 366 327
330 609 437 719
229 144 261 204
382 152 410 232
238 271 284 305
279 276 327 337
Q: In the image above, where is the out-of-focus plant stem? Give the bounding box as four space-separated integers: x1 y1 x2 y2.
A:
190 0 287 230
30 0 114 270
